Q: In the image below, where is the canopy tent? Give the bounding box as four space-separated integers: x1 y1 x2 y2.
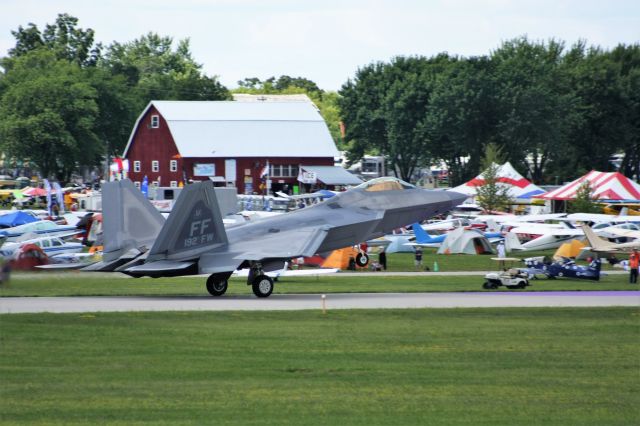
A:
450 162 545 200
22 187 48 197
536 171 640 201
437 228 494 255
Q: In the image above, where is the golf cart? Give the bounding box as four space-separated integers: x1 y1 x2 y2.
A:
483 257 530 290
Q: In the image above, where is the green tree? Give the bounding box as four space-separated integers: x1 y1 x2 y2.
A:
8 13 100 67
339 56 454 181
475 144 512 212
422 57 497 186
568 181 600 213
0 50 100 180
103 33 230 112
491 37 581 183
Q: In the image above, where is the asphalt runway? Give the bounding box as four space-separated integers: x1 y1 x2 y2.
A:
1 291 638 314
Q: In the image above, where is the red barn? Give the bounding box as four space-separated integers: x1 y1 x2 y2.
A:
123 99 361 194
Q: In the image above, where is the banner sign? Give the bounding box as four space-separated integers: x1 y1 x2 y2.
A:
194 163 216 176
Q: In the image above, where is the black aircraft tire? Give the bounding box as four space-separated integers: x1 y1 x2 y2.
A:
355 252 369 268
206 276 228 296
252 274 274 298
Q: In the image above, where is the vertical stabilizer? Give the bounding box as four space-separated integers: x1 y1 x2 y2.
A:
581 225 614 252
504 231 523 252
412 223 435 243
102 179 166 262
147 180 228 262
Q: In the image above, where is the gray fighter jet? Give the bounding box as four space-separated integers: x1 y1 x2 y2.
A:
86 177 466 297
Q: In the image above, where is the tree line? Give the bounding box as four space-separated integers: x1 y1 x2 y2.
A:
339 39 640 185
0 14 638 186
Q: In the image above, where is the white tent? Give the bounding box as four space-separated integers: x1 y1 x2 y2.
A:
451 162 546 200
437 228 494 255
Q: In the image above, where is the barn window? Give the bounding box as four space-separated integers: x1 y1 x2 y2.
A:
170 160 177 172
170 181 178 187
152 181 160 188
151 115 160 128
152 160 159 172
134 181 141 188
133 161 141 172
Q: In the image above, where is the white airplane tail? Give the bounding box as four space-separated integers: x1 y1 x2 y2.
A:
581 225 615 252
504 232 523 252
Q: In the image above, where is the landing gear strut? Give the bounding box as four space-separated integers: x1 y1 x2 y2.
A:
248 262 274 298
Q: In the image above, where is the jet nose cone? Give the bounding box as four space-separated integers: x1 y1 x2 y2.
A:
445 190 468 207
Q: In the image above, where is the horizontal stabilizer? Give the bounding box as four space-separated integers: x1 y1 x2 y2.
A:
125 260 197 277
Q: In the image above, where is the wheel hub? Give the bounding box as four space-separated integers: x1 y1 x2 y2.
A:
259 279 272 294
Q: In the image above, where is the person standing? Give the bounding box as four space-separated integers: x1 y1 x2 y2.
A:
629 251 639 284
414 247 423 271
497 240 506 270
379 248 387 271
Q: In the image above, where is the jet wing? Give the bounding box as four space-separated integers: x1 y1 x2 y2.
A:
229 225 330 261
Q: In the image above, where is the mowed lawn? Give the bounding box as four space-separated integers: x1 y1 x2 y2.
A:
1 308 638 425
0 272 635 297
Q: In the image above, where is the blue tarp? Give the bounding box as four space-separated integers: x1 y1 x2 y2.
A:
313 189 337 199
0 211 39 228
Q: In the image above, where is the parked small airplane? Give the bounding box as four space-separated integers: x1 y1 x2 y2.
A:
523 256 601 281
581 225 640 254
0 235 83 258
0 220 79 242
84 178 466 297
406 223 503 248
509 222 584 251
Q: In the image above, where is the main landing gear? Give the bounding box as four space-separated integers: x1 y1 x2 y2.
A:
206 273 231 296
205 263 275 298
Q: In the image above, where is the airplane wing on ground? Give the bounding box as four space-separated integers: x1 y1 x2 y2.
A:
567 213 640 223
510 226 584 236
600 227 640 239
233 267 339 278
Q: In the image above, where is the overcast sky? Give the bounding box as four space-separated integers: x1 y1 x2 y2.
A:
2 0 639 90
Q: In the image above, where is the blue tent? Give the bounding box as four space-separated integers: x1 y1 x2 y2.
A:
0 211 39 228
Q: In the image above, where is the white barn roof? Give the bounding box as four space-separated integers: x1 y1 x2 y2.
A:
124 100 340 158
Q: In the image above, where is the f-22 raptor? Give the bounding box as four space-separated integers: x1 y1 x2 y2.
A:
85 177 466 297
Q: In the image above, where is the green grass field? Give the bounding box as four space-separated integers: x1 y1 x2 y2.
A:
0 272 635 297
1 308 638 425
368 250 620 272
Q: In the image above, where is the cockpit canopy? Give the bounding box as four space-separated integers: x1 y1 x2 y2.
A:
356 177 415 192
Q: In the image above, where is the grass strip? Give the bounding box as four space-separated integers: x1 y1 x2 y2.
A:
1 308 638 425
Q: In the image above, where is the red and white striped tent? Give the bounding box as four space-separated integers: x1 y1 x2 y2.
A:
536 171 640 201
451 162 545 200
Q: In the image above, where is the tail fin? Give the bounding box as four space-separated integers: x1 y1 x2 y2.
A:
504 232 523 252
102 179 165 262
146 180 228 262
581 225 614 252
412 223 435 243
485 218 500 233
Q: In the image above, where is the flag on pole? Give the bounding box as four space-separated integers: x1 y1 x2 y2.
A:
260 161 269 179
141 175 149 198
53 182 65 214
43 179 52 216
